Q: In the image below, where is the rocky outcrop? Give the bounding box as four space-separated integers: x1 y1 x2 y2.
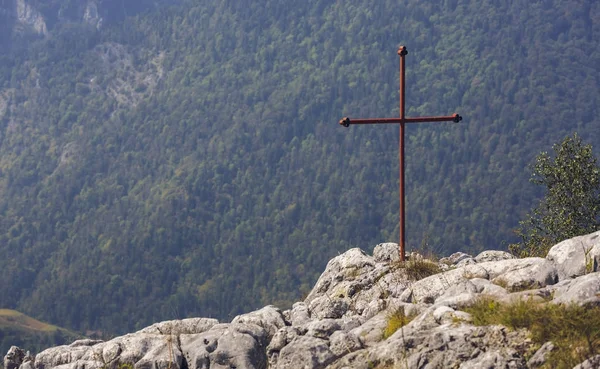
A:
83 1 103 30
6 232 600 369
15 0 47 35
546 230 600 279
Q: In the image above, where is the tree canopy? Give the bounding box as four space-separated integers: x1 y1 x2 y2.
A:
0 0 598 336
510 133 600 257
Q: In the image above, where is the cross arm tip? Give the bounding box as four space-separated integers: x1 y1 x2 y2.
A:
339 117 351 127
453 113 463 123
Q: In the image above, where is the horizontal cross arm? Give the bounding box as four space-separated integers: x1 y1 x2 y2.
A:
339 113 462 127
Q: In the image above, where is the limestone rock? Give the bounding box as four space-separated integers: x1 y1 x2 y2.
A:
573 354 600 369
474 250 515 263
15 0 47 35
527 341 554 368
551 272 600 305
180 323 268 369
481 257 558 292
329 331 362 357
372 243 399 263
232 305 286 340
289 302 311 326
330 324 532 369
137 317 218 335
4 346 26 369
468 277 509 297
546 230 600 280
399 263 489 303
273 336 335 369
439 251 473 266
304 247 408 320
349 312 388 347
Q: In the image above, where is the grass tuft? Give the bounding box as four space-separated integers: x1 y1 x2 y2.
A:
395 258 441 281
383 306 416 339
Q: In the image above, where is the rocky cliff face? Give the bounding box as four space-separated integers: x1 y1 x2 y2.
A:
14 0 48 36
0 0 174 44
5 231 600 369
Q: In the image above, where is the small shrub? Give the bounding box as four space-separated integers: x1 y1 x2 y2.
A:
383 306 416 339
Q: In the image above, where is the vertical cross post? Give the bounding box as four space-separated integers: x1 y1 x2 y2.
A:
339 46 462 261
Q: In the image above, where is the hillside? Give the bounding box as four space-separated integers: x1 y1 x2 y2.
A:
0 309 79 356
0 0 598 335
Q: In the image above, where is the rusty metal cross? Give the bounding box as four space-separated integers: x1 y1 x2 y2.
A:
339 46 462 261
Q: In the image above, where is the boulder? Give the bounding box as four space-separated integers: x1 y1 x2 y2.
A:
349 312 388 347
439 251 473 266
231 305 286 340
399 263 489 303
304 248 408 319
551 272 600 305
329 324 532 369
4 346 25 369
474 250 515 263
527 341 554 368
479 258 558 292
468 278 509 297
546 230 600 280
289 302 311 326
272 336 335 369
329 331 362 357
573 354 600 369
373 243 399 263
180 323 268 369
305 248 376 303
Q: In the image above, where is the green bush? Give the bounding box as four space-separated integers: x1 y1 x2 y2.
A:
510 133 600 258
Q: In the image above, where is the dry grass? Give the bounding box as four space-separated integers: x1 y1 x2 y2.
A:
383 306 417 339
463 297 600 369
0 309 58 332
394 258 441 281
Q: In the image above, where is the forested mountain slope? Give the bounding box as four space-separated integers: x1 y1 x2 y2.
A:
0 0 598 335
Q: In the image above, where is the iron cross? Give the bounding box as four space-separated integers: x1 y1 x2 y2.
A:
339 46 462 261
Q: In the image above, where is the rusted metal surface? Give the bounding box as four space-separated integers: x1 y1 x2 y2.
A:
339 114 462 126
338 46 462 262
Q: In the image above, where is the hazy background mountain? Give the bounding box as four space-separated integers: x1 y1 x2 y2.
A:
0 0 598 338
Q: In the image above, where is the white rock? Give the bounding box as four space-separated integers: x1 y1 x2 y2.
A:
373 243 400 263
475 250 515 263
232 305 286 340
273 336 335 369
329 331 362 357
137 318 218 335
546 230 600 280
552 272 600 305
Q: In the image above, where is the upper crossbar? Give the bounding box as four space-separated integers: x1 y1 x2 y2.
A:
339 113 462 127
